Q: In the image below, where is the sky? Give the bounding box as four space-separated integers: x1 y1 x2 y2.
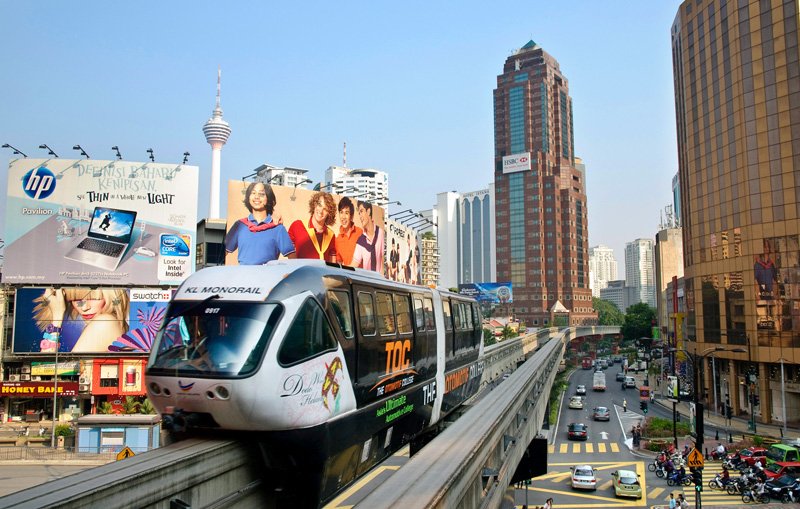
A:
0 1 683 275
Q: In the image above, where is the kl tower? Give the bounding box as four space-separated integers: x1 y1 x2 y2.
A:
202 68 231 219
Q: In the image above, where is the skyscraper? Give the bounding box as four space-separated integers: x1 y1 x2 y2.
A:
672 0 799 425
202 69 231 219
493 41 596 326
589 245 618 298
625 238 656 308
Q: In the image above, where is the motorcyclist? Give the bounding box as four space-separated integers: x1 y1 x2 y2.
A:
664 457 675 474
714 443 726 460
720 467 730 485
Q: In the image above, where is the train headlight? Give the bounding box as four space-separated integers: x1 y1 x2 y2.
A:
214 385 230 400
148 382 162 395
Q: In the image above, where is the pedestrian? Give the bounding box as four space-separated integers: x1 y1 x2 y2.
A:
668 492 676 509
543 497 553 509
623 398 627 412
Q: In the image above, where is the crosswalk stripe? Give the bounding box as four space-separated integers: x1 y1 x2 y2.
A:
598 443 606 453
572 443 580 453
610 443 620 453
559 443 567 453
649 486 665 499
585 443 594 453
548 445 555 454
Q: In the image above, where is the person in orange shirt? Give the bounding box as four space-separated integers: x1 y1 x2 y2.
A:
335 197 362 266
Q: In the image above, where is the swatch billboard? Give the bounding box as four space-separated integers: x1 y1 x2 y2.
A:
458 282 513 304
3 159 199 285
224 181 385 275
12 287 171 354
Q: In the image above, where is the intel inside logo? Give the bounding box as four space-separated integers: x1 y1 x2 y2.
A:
22 167 56 200
160 234 190 256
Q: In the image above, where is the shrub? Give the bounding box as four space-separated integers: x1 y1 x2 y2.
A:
55 423 73 437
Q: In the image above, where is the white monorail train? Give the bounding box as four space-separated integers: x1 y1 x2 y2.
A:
146 260 485 507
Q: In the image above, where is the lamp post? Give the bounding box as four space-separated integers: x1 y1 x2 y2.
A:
51 340 59 448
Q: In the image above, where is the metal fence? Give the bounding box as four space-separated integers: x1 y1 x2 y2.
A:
0 446 118 463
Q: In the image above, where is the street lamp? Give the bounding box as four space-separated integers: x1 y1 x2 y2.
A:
1 143 27 157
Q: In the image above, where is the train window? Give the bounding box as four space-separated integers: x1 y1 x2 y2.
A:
328 290 354 338
357 292 376 336
413 297 425 330
394 294 412 334
278 298 337 366
376 292 396 335
442 300 452 331
423 297 436 330
453 302 464 330
463 302 473 329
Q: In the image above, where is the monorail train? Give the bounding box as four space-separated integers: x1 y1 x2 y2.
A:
145 259 485 507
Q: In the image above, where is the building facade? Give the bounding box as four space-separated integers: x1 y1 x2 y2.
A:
589 245 618 298
672 0 800 425
600 280 627 312
325 166 389 206
493 40 596 326
655 228 685 339
253 163 311 189
625 238 657 308
428 187 496 290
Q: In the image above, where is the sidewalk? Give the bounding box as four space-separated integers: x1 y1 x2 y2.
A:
628 371 800 445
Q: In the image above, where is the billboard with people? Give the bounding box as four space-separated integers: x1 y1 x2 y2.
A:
2 159 199 285
12 287 171 354
385 219 421 285
224 181 385 275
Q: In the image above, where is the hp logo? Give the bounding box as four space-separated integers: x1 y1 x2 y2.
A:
22 167 56 200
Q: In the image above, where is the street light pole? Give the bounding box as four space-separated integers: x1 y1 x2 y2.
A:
51 342 59 448
780 358 787 437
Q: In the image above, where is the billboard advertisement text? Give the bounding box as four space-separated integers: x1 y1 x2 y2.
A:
458 282 513 304
3 159 199 285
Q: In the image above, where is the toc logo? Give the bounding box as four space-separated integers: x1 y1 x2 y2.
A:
22 167 56 200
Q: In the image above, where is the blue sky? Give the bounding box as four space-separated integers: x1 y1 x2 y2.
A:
0 1 682 274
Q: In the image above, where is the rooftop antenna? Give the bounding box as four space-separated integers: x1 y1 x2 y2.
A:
343 141 347 168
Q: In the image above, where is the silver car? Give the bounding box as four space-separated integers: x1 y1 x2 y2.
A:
571 464 597 490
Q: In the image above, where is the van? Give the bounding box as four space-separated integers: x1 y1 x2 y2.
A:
765 444 800 469
623 376 636 389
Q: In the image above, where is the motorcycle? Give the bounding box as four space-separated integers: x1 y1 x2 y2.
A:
781 483 800 504
707 473 729 491
726 475 755 495
667 470 692 486
711 447 728 461
742 484 769 504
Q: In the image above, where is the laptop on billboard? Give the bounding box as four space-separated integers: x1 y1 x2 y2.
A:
64 206 137 271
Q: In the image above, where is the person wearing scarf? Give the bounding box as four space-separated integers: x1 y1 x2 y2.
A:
288 191 338 261
224 182 295 264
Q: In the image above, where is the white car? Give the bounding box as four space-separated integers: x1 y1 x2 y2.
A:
576 384 587 395
568 396 584 409
571 464 597 490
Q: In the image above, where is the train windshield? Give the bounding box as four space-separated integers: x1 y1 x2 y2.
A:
147 301 281 378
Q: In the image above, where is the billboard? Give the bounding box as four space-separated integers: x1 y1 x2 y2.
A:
224 181 385 275
12 287 171 354
458 282 513 304
502 153 531 174
3 159 199 285
385 219 422 285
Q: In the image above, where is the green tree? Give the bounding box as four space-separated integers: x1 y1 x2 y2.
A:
121 396 141 414
483 328 496 346
97 402 114 414
139 398 156 415
421 231 435 240
621 302 657 343
592 297 625 326
500 325 514 341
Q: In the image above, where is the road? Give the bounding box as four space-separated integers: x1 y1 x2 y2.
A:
514 362 777 508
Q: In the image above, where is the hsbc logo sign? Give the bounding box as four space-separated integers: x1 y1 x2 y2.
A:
502 152 532 174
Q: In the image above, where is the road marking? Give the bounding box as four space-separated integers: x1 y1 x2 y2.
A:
649 486 665 499
600 431 609 440
598 443 607 453
585 443 594 453
560 443 568 453
610 443 620 453
548 445 555 454
572 443 580 453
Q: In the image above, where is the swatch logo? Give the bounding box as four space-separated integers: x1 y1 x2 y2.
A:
178 380 195 391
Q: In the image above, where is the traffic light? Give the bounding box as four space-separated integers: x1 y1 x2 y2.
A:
754 395 760 406
691 468 703 492
726 404 733 419
640 401 648 413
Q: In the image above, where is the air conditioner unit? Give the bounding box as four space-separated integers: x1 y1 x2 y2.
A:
20 374 30 381
31 376 41 381
21 366 31 374
8 375 20 382
79 377 88 384
79 384 90 393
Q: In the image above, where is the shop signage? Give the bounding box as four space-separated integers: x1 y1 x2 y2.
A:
0 382 78 397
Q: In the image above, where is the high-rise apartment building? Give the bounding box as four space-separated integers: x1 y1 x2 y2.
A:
625 239 656 308
428 188 497 289
493 40 596 326
654 227 684 337
252 163 310 188
589 245 618 298
672 0 799 425
325 166 389 206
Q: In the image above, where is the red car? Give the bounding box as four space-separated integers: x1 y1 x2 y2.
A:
763 461 800 480
728 447 767 467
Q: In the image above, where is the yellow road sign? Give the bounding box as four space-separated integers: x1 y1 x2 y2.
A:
116 446 135 461
687 448 704 468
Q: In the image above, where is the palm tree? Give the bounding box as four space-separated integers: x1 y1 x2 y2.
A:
97 402 114 414
121 396 140 414
139 398 156 415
